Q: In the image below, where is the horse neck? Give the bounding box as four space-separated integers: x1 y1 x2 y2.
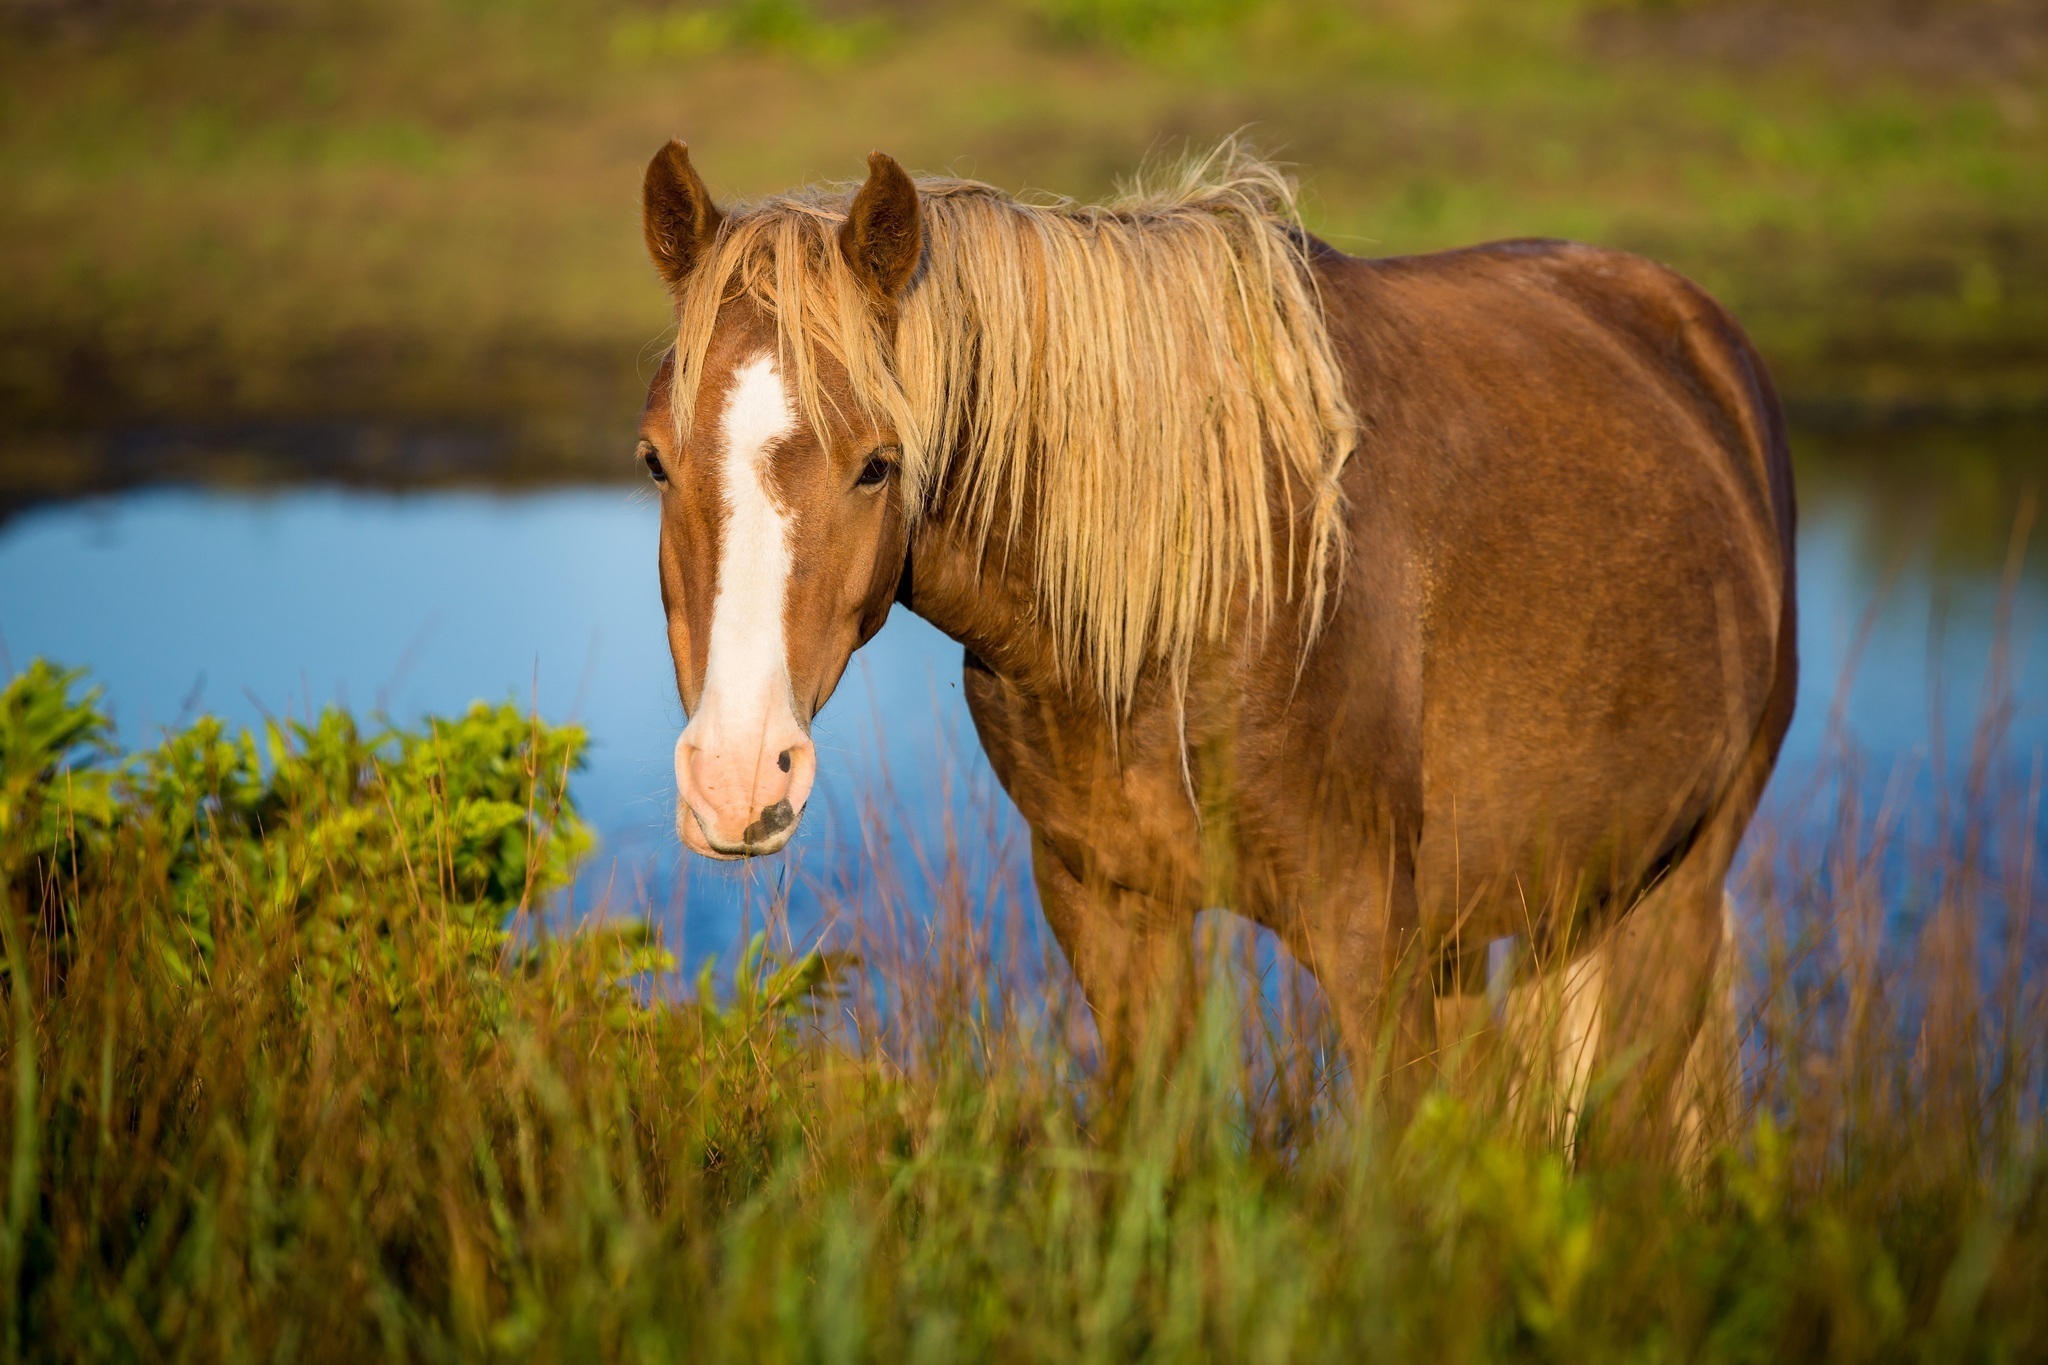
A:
900 443 1300 721
901 483 1068 698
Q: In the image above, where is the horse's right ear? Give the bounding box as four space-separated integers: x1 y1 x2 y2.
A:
643 140 723 293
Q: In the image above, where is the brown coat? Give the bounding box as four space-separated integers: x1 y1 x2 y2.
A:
911 236 1794 1136
638 145 1796 1150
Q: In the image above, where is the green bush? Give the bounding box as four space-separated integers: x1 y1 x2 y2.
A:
2 661 597 1001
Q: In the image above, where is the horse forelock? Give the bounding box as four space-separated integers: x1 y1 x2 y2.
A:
664 140 1359 714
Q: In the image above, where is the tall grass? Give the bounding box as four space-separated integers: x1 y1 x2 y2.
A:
2 655 2045 1360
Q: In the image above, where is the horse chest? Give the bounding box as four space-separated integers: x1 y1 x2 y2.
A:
961 662 1211 902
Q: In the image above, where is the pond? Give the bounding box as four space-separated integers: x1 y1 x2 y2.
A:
3 423 2043 962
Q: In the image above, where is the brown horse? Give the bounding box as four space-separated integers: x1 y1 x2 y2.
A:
634 140 1796 1151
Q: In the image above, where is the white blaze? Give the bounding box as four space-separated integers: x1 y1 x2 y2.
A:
689 351 798 753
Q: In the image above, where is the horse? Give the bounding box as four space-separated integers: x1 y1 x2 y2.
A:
633 139 1796 1154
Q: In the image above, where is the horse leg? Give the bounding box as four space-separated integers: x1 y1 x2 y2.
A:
1432 941 1497 1086
1434 990 1489 1086
1673 893 1740 1172
1577 851 1734 1166
1274 856 1436 1118
1031 834 1194 1090
1583 660 1780 1170
1498 944 1607 1154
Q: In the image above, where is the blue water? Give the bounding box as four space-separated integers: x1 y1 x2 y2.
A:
1 471 2041 958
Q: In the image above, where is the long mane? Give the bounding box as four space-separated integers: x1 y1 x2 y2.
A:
666 142 1358 710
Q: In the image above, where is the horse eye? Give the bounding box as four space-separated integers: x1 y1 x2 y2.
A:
856 448 896 490
640 443 669 485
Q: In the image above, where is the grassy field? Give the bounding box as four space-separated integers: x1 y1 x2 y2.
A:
3 657 2045 1360
1 0 2044 450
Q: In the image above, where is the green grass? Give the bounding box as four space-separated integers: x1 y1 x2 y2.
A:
4 657 2046 1360
0 0 2043 442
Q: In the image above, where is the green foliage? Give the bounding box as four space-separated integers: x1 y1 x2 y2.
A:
612 0 891 65
129 696 593 998
0 661 116 888
2 659 602 1006
1039 0 1273 51
1 658 2045 1358
1 0 2042 436
692 929 859 1033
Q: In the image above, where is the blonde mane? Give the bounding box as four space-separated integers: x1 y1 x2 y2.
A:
667 143 1358 711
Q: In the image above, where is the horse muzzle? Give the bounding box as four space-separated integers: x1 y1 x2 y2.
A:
674 729 816 859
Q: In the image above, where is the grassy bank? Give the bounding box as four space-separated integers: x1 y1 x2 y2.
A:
1 0 2044 444
3 658 2045 1359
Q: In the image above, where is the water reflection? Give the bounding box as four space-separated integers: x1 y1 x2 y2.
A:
1 428 2041 958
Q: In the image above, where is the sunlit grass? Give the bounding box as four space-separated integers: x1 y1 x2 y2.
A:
3 655 2044 1359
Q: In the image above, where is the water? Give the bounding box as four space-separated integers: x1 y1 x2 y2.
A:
2 435 2042 959
0 482 1008 958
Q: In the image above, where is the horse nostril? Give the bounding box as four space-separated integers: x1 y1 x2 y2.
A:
777 749 792 773
758 799 795 835
742 799 797 847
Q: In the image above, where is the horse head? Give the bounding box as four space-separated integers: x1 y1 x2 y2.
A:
637 142 922 859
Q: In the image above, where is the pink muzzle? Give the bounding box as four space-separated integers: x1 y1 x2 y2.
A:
674 720 817 858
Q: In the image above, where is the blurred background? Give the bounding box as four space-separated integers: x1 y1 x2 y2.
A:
0 0 2042 951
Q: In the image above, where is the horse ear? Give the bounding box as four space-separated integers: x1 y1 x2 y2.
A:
643 140 724 292
839 151 922 303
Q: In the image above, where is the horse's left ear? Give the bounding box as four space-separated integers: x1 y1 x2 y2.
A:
643 140 723 293
839 151 922 303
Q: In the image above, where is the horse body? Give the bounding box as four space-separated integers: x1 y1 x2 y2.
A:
1332 237 1796 950
635 143 1795 1148
922 236 1795 1125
